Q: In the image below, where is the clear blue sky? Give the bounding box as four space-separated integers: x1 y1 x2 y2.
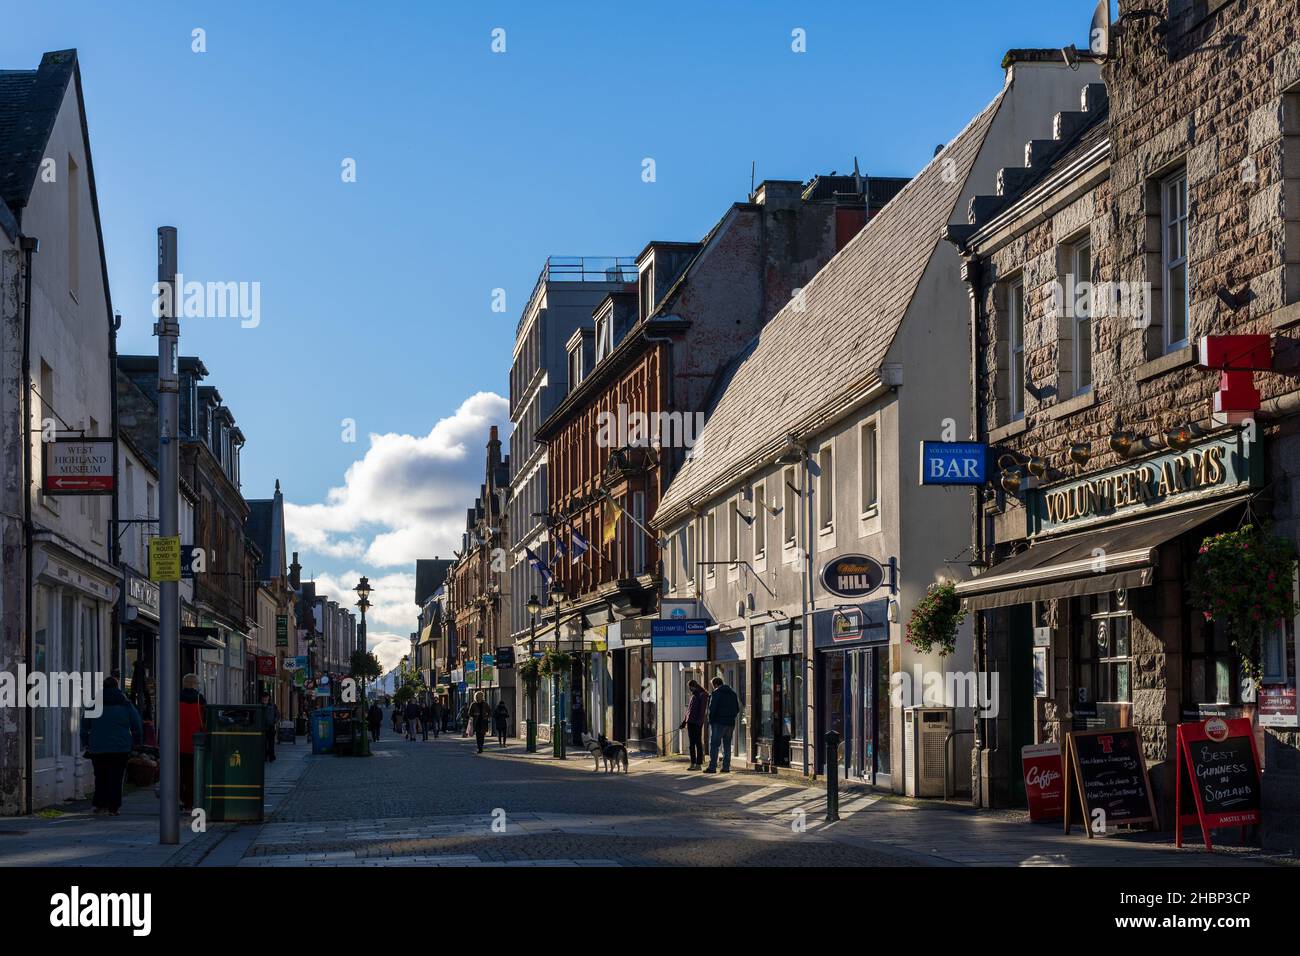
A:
4 1 1107 661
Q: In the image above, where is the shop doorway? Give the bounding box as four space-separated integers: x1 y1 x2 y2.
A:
1008 603 1034 805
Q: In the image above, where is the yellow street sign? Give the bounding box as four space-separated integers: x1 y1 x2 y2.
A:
149 535 182 582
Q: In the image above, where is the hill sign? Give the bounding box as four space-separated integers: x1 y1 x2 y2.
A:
820 554 885 599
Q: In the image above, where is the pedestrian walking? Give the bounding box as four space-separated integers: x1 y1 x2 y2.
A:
460 702 470 738
178 674 206 811
468 692 491 753
440 698 450 733
420 701 433 741
81 676 142 816
428 697 441 738
404 699 421 741
261 691 278 762
367 701 382 741
392 703 402 735
493 700 509 748
679 679 709 770
703 675 740 774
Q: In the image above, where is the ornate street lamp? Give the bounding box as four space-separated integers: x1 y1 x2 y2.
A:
549 580 568 759
352 576 373 755
525 593 540 752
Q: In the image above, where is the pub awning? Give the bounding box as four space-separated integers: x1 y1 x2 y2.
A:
956 497 1246 612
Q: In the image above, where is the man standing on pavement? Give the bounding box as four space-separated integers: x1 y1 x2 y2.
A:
404 698 421 741
703 676 740 774
261 691 278 762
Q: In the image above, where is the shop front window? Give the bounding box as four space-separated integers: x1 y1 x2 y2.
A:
1074 592 1132 706
1187 618 1238 707
33 586 50 759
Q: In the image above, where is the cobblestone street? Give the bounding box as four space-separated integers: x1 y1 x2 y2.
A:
6 730 1284 868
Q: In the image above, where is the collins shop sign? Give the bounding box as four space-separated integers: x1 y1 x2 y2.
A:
820 554 884 599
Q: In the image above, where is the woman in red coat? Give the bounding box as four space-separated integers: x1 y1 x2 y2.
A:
178 674 207 811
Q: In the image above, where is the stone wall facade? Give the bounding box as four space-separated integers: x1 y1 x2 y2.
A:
963 1 1300 845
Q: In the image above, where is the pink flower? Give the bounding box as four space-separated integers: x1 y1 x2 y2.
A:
1202 611 1213 621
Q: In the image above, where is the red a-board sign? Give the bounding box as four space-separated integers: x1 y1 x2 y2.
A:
1021 742 1065 821
1175 716 1263 852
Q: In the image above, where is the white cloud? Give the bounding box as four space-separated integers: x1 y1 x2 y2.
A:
285 391 509 568
310 569 419 634
368 633 413 673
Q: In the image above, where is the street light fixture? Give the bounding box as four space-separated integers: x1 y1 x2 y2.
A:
525 594 540 752
548 581 568 760
351 576 373 755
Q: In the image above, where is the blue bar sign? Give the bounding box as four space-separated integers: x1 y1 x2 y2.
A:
920 441 988 486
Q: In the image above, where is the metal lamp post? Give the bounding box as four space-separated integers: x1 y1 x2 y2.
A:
526 594 540 752
353 576 372 756
549 579 567 759
458 640 467 732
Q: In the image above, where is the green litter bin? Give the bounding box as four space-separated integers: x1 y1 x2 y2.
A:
200 704 265 822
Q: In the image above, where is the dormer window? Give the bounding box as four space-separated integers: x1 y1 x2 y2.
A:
638 264 655 320
568 343 584 392
595 312 613 362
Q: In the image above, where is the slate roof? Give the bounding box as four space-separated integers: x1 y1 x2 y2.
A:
654 90 1005 525
0 51 77 223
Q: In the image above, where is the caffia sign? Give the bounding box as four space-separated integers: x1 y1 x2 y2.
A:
820 554 885 599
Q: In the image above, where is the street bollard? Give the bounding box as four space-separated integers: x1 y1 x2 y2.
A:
824 730 841 823
526 718 537 753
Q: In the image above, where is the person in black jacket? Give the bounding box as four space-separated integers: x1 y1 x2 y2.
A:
404 699 421 741
367 701 382 741
703 676 741 773
82 677 143 815
493 700 509 747
467 692 491 753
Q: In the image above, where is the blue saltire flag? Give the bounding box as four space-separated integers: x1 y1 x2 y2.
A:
553 536 568 562
525 546 552 586
570 530 590 564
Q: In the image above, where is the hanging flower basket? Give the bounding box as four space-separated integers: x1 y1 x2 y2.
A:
906 581 966 657
539 649 572 678
518 655 541 691
1189 524 1296 684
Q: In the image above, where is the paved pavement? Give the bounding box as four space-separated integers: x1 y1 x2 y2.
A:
0 729 1289 867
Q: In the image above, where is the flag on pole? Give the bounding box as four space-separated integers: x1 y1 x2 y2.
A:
525 547 552 586
570 530 590 564
553 536 568 562
602 499 621 547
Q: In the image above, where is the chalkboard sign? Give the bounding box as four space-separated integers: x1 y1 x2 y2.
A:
1175 717 1262 852
1063 728 1158 837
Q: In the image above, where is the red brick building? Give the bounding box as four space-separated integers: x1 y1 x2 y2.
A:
532 174 905 749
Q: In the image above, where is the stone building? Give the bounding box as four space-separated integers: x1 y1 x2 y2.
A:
0 50 120 812
506 258 638 661
653 52 1098 785
447 427 511 721
535 171 906 752
948 0 1300 847
246 480 295 719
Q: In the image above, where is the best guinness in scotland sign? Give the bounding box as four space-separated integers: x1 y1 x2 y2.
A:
820 554 885 599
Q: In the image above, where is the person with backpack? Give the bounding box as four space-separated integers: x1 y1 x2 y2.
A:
703 675 741 774
82 676 143 815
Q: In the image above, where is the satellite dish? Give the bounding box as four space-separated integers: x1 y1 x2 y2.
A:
1089 0 1110 57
